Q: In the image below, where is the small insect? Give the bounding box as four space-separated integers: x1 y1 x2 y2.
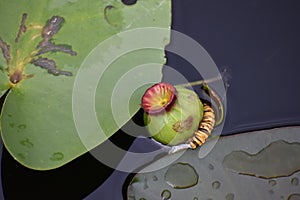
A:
189 102 215 149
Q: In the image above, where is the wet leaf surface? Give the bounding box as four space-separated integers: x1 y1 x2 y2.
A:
127 126 300 200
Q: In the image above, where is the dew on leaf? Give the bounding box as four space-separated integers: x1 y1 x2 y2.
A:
161 189 171 200
291 177 299 186
164 162 198 189
152 175 158 181
225 193 235 200
268 180 277 186
208 163 214 170
212 181 221 189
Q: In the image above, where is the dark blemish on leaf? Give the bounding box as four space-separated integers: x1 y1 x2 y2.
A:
9 70 23 84
50 152 64 161
20 138 33 148
104 5 118 27
184 116 194 130
31 57 56 70
172 116 194 133
15 13 28 43
0 37 11 64
172 121 184 133
121 0 137 6
42 16 64 39
31 57 72 76
48 68 72 76
36 43 77 56
29 15 76 77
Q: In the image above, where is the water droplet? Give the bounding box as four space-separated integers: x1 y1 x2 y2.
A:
223 140 300 178
20 138 33 148
152 175 158 181
193 197 199 200
268 180 277 186
18 124 27 130
208 164 214 170
50 152 64 161
287 194 300 200
161 190 171 200
212 181 221 189
291 177 299 186
225 193 235 200
164 162 198 189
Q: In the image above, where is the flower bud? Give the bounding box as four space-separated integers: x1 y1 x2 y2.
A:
142 83 203 146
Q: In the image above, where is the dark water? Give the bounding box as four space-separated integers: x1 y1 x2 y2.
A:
2 0 300 199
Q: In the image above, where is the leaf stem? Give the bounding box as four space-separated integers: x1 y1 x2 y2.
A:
176 75 222 88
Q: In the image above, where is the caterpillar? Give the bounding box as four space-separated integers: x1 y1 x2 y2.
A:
189 102 215 149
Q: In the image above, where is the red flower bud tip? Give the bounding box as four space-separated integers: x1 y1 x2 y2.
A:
142 82 176 114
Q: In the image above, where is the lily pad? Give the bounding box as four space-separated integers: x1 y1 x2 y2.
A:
127 126 300 200
0 0 171 170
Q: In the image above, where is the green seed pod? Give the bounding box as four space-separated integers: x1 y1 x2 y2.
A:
142 83 203 146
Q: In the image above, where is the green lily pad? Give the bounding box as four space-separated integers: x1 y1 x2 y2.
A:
0 0 171 170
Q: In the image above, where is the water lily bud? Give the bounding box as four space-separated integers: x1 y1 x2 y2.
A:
142 83 203 146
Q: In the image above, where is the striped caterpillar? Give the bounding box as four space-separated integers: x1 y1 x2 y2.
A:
189 102 215 149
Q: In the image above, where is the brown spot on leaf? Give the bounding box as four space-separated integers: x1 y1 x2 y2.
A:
0 37 10 64
10 70 23 84
15 13 28 43
173 121 184 133
36 43 77 56
172 116 194 133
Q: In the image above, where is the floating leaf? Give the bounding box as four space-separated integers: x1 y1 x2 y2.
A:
127 127 300 200
0 0 171 170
